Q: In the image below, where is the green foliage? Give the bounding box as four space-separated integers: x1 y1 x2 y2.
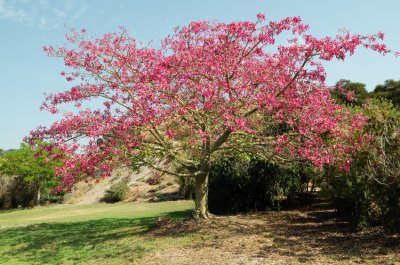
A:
322 99 400 232
0 143 62 190
372 79 400 106
322 161 380 228
0 148 16 157
40 189 65 204
207 154 316 214
102 180 130 203
0 143 64 208
331 79 369 106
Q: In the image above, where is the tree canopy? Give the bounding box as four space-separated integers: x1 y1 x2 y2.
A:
331 79 369 106
0 143 63 193
372 79 400 106
28 13 393 218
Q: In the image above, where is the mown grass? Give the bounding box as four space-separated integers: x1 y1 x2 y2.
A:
0 201 195 265
2 200 397 265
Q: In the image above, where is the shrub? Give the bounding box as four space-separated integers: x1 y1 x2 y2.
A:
40 189 65 204
207 154 314 215
101 180 129 203
321 164 380 228
0 175 38 209
321 99 400 232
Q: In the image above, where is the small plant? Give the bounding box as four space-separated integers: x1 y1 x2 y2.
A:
41 189 65 204
101 180 129 203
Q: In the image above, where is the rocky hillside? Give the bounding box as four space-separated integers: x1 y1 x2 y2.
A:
64 167 181 205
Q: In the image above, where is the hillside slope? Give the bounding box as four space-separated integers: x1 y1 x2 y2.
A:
64 167 181 205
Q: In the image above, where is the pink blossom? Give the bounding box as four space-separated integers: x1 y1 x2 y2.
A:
256 13 266 22
27 14 396 190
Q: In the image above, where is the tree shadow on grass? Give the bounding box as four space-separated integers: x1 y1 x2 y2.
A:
0 210 191 264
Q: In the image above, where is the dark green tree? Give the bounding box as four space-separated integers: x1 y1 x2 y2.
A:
372 79 400 106
331 79 369 106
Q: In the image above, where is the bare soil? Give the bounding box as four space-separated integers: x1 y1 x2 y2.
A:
143 201 400 265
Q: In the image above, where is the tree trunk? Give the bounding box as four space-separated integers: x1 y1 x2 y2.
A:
194 172 209 219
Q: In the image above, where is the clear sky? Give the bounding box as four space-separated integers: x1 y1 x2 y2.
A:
0 0 399 149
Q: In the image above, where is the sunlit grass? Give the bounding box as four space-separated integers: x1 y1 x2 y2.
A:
0 201 195 265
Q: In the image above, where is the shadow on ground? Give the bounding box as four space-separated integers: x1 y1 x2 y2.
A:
0 210 191 264
1 202 399 265
150 201 400 264
255 203 399 263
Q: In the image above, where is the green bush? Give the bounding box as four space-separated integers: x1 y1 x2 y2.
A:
322 163 381 228
40 189 65 204
322 159 400 231
0 143 64 209
207 154 315 214
0 175 38 209
321 99 400 232
101 180 129 203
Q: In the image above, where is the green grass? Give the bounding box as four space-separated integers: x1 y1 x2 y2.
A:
0 200 195 265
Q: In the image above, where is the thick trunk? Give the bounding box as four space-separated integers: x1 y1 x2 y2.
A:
194 172 209 219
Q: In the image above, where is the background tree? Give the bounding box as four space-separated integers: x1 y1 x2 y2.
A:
331 79 369 106
372 79 400 106
29 14 392 218
0 148 15 156
0 143 63 205
322 98 400 231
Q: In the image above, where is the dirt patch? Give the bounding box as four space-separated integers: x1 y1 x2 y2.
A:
143 201 400 265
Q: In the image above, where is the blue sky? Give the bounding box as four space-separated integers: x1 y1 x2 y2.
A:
1 0 399 149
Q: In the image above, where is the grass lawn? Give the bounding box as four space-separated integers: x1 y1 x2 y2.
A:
0 200 196 265
1 200 399 265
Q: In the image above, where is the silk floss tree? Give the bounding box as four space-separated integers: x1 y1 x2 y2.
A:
29 13 393 218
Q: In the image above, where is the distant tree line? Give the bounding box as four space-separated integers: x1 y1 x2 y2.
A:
0 148 16 156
